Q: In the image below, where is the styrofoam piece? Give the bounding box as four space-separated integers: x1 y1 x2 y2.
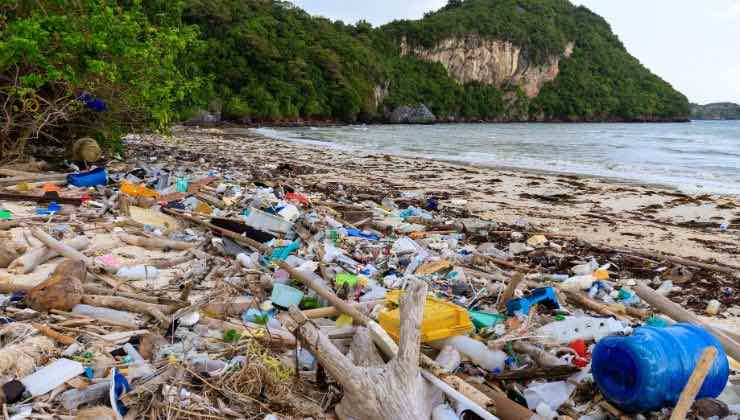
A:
21 358 85 396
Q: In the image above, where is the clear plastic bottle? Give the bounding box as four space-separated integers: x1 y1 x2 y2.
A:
61 381 110 410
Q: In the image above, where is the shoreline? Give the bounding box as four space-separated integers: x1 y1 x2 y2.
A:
196 116 694 130
129 126 740 267
245 128 686 196
244 125 740 198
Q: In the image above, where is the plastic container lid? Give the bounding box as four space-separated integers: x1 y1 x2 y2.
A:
380 290 473 342
468 310 507 330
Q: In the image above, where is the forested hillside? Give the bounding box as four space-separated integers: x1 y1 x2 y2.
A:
690 103 740 120
0 0 690 158
180 0 689 123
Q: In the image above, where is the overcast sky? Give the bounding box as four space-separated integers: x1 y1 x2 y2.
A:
291 0 740 104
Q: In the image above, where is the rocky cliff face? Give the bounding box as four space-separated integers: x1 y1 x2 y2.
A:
401 36 574 98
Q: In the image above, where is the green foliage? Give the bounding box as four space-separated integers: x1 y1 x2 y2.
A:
384 58 505 121
179 0 687 124
180 0 384 123
1 0 691 155
529 5 689 121
690 102 740 120
0 0 208 159
386 0 574 64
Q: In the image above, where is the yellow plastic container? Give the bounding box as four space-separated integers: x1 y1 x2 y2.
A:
379 290 474 343
120 180 159 199
594 268 610 280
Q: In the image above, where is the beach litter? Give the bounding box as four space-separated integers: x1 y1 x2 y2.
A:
0 128 736 419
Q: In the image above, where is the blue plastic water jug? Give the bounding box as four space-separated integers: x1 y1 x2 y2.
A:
592 323 729 413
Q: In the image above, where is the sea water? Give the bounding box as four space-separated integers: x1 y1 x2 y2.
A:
253 120 740 195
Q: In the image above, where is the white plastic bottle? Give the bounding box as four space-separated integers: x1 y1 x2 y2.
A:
536 316 632 344
436 336 507 372
116 265 159 281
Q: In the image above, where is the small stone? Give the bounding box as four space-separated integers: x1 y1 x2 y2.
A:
694 398 729 418
388 104 436 124
1 380 26 404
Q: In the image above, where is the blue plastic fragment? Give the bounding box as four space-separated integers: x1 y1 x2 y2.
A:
270 240 301 261
425 197 439 211
242 308 272 324
67 167 108 187
399 208 414 218
506 287 559 316
36 201 61 216
110 368 132 417
345 228 379 241
78 93 107 112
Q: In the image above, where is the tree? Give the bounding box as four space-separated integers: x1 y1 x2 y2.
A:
0 1 208 161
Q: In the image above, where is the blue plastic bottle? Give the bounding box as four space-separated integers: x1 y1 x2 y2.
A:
592 323 729 413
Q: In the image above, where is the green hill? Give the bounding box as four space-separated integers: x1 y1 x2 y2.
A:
179 0 689 123
690 102 740 120
0 0 692 160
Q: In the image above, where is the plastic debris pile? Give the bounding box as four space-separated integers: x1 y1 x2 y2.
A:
0 134 737 420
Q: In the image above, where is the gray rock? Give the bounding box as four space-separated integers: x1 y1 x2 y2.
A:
389 104 437 124
185 109 221 125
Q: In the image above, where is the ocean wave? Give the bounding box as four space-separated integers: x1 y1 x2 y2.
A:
659 146 740 158
254 122 740 195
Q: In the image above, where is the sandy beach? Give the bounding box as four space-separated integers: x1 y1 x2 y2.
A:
125 126 740 270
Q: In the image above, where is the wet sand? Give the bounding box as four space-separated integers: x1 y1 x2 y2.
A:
129 126 740 268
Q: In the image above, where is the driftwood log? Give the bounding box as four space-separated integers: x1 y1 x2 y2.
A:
0 220 20 231
9 236 89 274
669 347 718 420
289 280 442 420
161 208 268 253
31 228 92 266
300 299 384 319
31 228 134 293
118 234 194 250
564 290 630 322
81 295 174 324
278 261 497 418
0 243 20 268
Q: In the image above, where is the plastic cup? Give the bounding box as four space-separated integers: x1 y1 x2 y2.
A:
175 178 189 193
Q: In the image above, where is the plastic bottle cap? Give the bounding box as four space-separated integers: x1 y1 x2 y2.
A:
42 183 61 192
